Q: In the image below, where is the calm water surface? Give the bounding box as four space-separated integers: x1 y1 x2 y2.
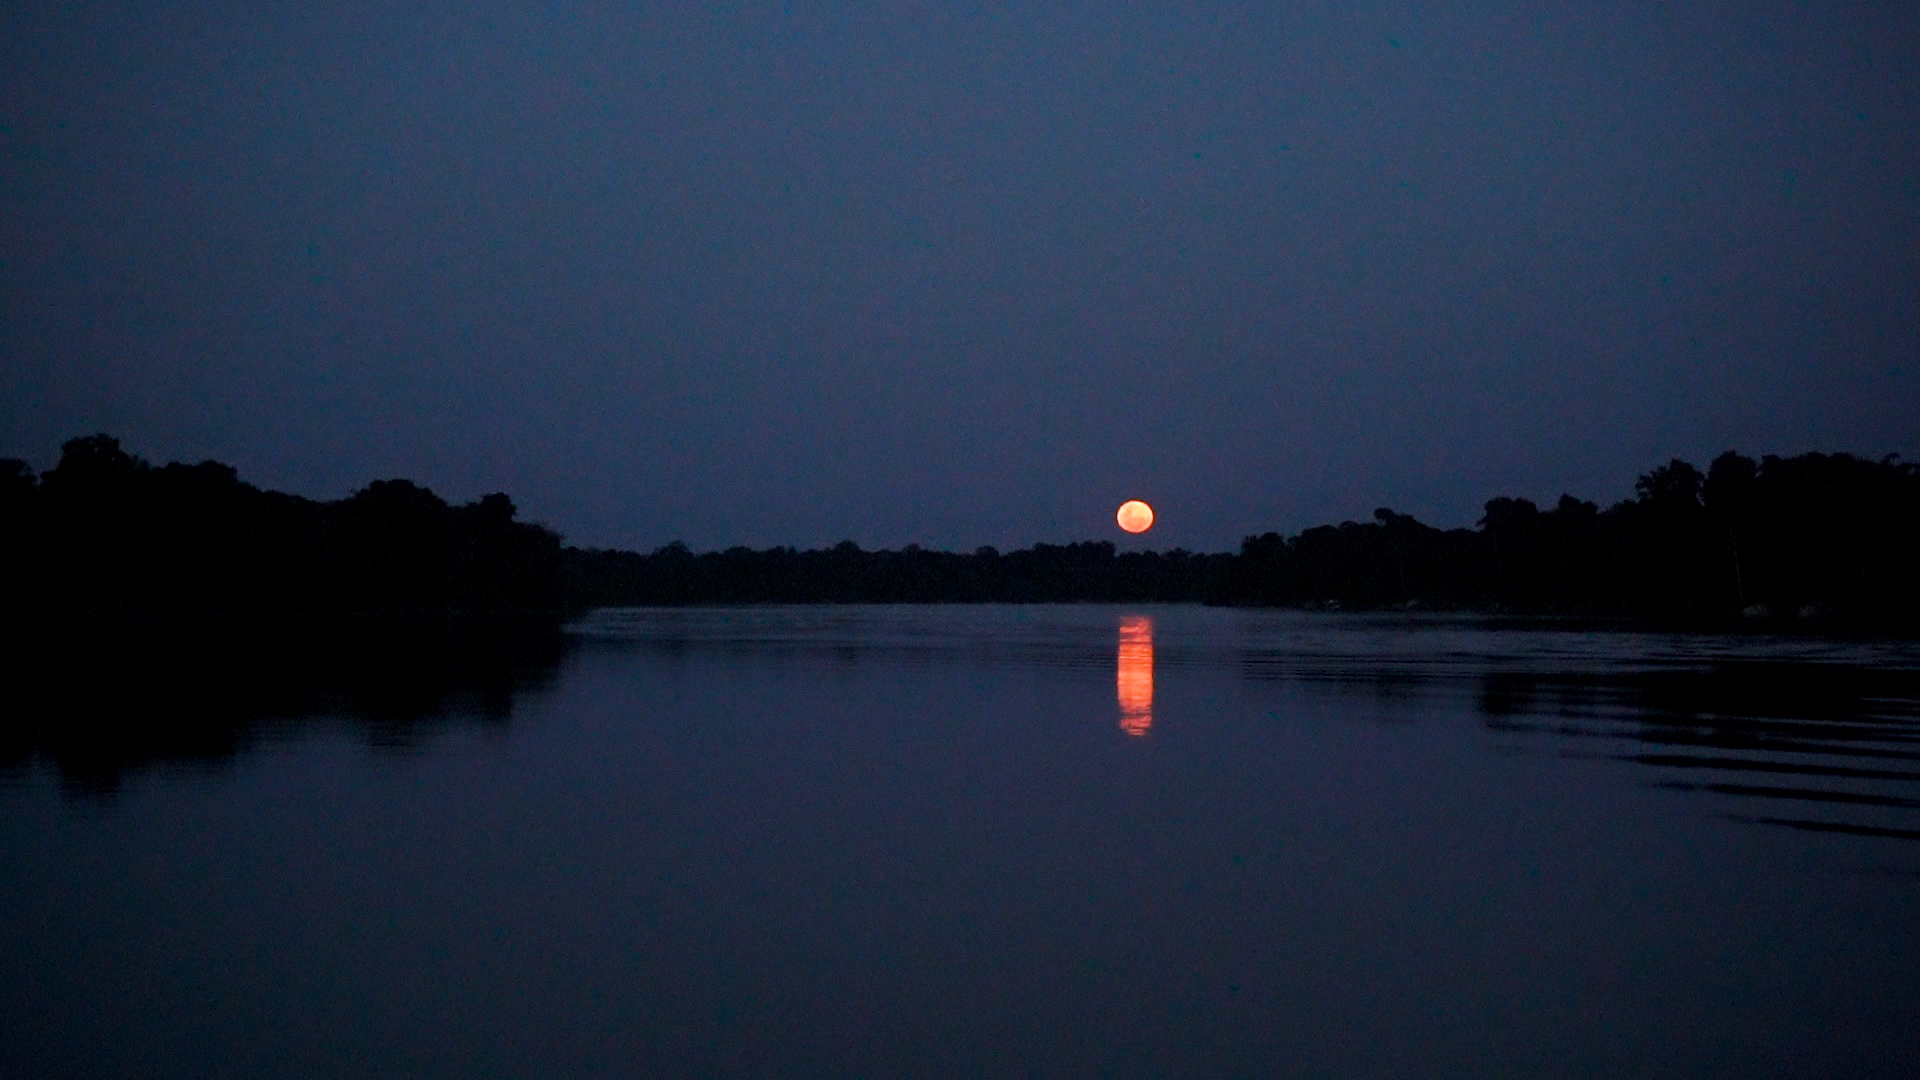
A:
4 606 1919 1078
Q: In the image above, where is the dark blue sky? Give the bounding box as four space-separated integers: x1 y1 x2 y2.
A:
4 1 1915 551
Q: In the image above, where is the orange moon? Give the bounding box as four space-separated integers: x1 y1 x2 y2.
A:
1116 500 1155 533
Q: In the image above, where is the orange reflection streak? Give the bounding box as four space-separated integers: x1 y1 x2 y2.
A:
1117 615 1154 736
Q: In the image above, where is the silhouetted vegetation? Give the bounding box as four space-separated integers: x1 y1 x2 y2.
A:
565 451 1919 629
1 434 564 615
3 436 1915 628
564 540 1232 606
0 436 570 793
1225 452 1920 626
4 437 1916 793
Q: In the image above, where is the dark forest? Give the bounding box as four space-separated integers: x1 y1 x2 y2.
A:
0 435 564 616
3 435 1917 627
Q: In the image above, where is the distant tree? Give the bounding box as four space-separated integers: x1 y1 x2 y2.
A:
1635 459 1704 510
1478 498 1539 609
42 434 148 493
1705 452 1759 606
1616 459 1715 614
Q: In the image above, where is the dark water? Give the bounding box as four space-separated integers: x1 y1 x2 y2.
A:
4 607 1919 1079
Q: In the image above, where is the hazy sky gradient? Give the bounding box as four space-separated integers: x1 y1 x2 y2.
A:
5 1 1916 550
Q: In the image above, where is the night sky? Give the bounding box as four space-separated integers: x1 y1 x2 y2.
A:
4 1 1915 552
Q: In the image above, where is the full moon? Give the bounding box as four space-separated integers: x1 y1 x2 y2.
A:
1116 500 1155 534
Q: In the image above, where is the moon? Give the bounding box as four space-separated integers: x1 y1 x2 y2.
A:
1116 500 1155 534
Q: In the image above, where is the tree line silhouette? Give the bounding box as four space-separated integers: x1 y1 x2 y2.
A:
569 452 1919 625
564 540 1229 606
1 435 564 615
3 435 1916 626
1230 452 1920 622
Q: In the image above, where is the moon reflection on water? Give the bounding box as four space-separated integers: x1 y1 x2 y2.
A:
1117 615 1154 736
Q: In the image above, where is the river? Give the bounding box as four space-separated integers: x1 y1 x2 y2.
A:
4 606 1917 1077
